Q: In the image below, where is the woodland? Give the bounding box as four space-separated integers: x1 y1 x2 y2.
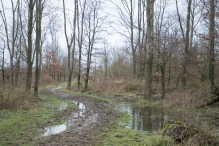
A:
0 0 219 145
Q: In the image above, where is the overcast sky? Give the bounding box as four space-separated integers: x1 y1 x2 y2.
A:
1 0 185 54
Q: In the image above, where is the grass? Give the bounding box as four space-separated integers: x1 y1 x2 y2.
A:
100 125 172 146
98 110 173 146
0 93 75 146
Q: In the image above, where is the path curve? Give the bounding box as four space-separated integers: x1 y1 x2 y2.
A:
37 87 117 146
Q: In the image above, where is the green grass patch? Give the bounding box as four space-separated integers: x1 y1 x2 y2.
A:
0 94 75 146
100 124 172 146
96 108 172 146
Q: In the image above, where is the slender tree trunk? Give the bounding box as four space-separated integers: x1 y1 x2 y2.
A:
26 0 34 91
34 0 42 97
1 42 5 84
63 0 77 90
129 0 136 77
15 52 20 87
77 0 86 90
208 0 215 91
161 67 165 98
181 0 192 89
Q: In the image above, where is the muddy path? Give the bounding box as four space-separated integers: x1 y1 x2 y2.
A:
37 87 118 146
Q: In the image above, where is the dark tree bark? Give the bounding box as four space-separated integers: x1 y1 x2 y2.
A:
208 0 215 91
34 0 43 97
145 0 155 98
26 0 35 91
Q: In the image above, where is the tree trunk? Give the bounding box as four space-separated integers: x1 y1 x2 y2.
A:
161 67 165 99
181 0 192 89
1 46 5 84
145 0 155 98
77 0 86 90
209 0 215 91
34 0 42 97
26 0 34 91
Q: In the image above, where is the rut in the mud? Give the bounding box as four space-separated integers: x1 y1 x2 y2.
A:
37 87 118 146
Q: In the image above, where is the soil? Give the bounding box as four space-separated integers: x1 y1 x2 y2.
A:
37 87 118 146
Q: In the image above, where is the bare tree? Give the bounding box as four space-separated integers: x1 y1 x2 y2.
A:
84 0 105 89
0 0 20 87
77 0 87 90
34 0 45 97
176 0 192 89
25 0 35 91
62 0 77 90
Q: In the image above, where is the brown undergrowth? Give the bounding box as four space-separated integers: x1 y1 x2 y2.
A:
88 78 145 94
163 89 207 108
0 85 38 110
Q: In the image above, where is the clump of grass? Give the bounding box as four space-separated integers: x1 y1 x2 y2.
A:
163 89 206 108
0 85 38 110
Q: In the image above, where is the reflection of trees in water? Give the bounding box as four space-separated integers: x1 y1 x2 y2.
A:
121 104 219 134
131 106 164 132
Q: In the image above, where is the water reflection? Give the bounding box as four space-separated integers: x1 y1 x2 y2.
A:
43 101 85 136
120 104 165 133
43 117 75 136
120 103 219 135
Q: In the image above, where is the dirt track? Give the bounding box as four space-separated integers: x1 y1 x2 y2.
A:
37 87 117 146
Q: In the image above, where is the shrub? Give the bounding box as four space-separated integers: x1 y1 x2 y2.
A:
163 89 206 108
0 85 38 110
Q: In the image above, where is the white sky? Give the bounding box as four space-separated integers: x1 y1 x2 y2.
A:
0 0 186 58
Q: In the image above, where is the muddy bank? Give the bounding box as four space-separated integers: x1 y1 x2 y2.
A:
37 87 118 146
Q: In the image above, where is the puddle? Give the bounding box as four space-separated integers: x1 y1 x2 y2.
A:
55 103 68 111
43 118 75 136
119 103 219 134
43 101 86 136
119 103 165 133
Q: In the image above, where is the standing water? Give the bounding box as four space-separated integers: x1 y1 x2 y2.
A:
119 103 219 134
120 104 166 133
43 101 85 136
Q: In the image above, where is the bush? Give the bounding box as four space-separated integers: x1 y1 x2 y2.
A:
0 85 38 110
163 89 205 108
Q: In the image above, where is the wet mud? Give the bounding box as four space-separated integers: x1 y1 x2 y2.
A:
37 87 118 146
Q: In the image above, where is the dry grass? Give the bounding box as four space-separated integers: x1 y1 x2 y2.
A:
163 89 207 108
0 85 38 110
89 78 145 94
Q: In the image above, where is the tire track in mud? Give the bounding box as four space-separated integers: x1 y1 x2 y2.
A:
37 87 117 146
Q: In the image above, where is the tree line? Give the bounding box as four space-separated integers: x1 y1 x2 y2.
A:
0 0 218 99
